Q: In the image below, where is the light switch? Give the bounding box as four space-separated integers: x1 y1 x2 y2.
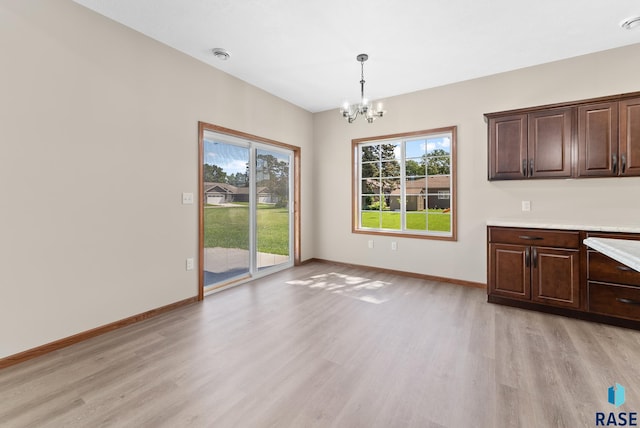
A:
186 258 194 270
391 241 398 251
521 201 531 212
182 192 194 205
368 240 374 249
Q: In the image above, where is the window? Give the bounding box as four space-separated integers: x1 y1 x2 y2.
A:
352 126 456 240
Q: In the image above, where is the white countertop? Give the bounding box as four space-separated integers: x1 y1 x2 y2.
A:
487 218 640 233
583 238 640 272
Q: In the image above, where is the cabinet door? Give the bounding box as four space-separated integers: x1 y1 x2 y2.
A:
528 108 573 178
489 243 530 299
531 247 580 308
578 102 618 177
619 97 640 176
488 114 527 180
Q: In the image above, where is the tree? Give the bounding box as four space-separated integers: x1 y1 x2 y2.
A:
227 171 248 187
360 143 400 184
405 159 425 177
256 154 289 207
423 149 450 175
361 146 380 178
203 164 227 183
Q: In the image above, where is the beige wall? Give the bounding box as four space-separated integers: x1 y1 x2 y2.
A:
313 43 640 284
0 0 314 358
3 0 640 361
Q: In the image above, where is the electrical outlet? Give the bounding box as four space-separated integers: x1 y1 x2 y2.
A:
521 200 531 212
186 258 194 271
391 241 397 251
182 192 194 205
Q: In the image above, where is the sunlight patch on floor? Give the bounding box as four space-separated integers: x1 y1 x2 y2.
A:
286 272 392 304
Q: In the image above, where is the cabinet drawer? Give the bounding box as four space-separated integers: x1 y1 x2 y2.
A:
588 251 640 287
588 281 640 321
488 227 580 249
586 232 640 241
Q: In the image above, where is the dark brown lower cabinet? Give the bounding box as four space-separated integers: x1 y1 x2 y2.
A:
531 247 580 308
490 244 529 299
488 228 579 309
586 232 640 322
488 226 640 329
588 282 640 321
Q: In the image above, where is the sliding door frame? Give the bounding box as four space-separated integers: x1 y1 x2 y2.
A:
197 122 301 300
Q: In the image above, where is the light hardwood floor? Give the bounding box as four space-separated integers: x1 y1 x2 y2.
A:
2 261 640 427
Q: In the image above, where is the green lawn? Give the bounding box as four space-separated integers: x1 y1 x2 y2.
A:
361 209 451 232
204 204 289 255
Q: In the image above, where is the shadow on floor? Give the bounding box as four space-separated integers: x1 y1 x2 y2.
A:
204 268 249 286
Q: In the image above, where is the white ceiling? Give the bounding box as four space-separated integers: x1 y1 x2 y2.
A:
73 0 640 113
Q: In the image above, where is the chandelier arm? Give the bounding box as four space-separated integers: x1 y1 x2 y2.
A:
349 109 359 123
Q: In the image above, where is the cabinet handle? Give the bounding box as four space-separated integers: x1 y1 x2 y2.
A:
616 265 634 272
616 298 640 306
621 154 627 174
612 153 618 174
518 235 543 241
522 159 527 177
525 247 530 267
529 159 534 177
532 247 538 268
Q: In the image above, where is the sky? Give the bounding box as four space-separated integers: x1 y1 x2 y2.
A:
204 139 290 175
398 136 451 160
204 140 248 174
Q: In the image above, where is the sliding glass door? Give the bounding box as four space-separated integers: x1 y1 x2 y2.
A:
200 125 295 293
202 140 251 285
256 148 291 271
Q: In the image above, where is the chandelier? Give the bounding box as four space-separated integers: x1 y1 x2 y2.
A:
340 54 385 123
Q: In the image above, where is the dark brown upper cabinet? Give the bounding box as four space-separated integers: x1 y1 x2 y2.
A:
619 97 640 176
528 108 573 178
487 91 640 181
578 98 640 177
487 114 527 180
577 102 617 177
487 108 572 180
